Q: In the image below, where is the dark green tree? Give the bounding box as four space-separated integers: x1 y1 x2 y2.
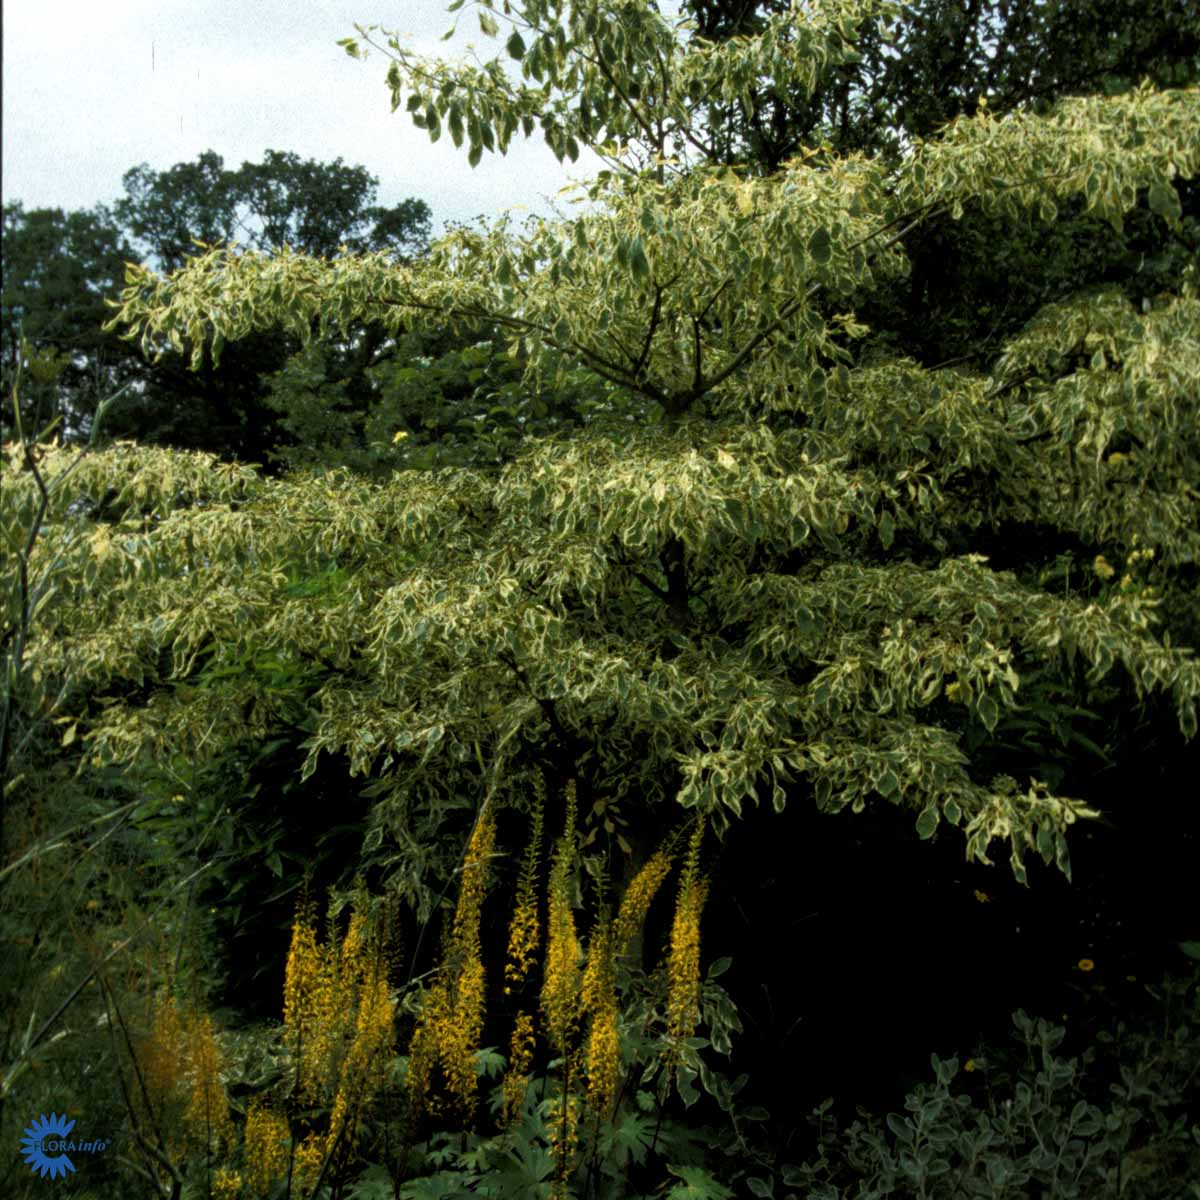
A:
1 202 140 442
2 152 435 467
104 149 435 467
114 148 432 271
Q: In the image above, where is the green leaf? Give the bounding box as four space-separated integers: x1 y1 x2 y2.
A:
628 236 649 279
1180 941 1200 961
706 956 733 980
478 10 499 37
915 804 939 840
879 509 895 549
1147 180 1181 226
505 29 526 59
808 226 833 265
664 1164 736 1199
468 142 483 168
887 1113 915 1145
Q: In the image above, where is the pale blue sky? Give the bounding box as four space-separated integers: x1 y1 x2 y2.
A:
2 0 685 243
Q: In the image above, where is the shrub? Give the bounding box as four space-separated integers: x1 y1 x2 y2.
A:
776 965 1200 1200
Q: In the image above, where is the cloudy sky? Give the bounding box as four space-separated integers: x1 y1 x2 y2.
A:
2 0 687 242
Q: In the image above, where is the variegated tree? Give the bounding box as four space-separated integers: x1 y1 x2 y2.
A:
5 0 1199 1115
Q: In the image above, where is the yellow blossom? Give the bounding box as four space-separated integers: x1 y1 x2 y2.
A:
665 818 709 1061
1077 958 1095 972
666 877 709 1048
547 1070 581 1195
506 785 544 993
580 918 620 1122
243 1101 289 1196
407 809 494 1118
442 955 486 1114
181 1011 234 1152
404 979 449 1114
293 1132 326 1194
503 1009 537 1126
505 894 540 994
613 850 672 959
542 782 581 1053
585 1000 620 1123
211 1168 242 1200
282 896 397 1131
1093 555 1115 579
136 991 186 1113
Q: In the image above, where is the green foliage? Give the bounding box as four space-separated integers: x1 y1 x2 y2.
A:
1 202 140 442
5 4 1200 1197
114 148 431 273
2 150 434 464
783 967 1200 1199
43 19 1200 911
392 1055 726 1200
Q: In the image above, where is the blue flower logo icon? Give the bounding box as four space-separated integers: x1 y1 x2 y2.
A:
21 1112 77 1179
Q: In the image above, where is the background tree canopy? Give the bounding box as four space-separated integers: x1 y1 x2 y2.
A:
2 149 433 468
3 2 1198 1197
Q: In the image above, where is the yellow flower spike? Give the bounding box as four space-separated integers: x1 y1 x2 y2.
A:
211 1168 242 1200
666 876 710 1052
138 991 186 1112
340 909 367 983
283 909 324 1093
964 1058 976 1073
407 808 496 1118
541 873 580 1053
282 896 397 1127
503 1009 537 1126
506 781 544 993
664 815 708 1063
580 915 621 1122
547 1069 582 1194
613 850 672 959
441 955 487 1114
404 979 449 1115
243 1101 290 1196
542 782 582 1053
1093 555 1115 580
580 920 613 1017
453 810 497 945
181 1011 234 1151
293 1132 326 1194
505 894 540 994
